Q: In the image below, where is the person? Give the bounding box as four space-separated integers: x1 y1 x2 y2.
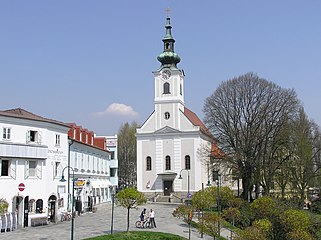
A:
149 209 156 228
140 208 147 226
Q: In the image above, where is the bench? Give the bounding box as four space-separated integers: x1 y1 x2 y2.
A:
31 217 48 227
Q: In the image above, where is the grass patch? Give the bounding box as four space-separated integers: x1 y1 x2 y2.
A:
84 231 187 240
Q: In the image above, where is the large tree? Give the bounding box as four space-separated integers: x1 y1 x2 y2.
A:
118 122 139 189
203 73 299 200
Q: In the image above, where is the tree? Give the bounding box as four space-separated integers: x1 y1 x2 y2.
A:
203 73 299 200
118 122 139 189
116 187 146 232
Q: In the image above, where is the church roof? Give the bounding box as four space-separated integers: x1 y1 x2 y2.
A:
183 107 224 158
0 107 70 128
183 107 212 138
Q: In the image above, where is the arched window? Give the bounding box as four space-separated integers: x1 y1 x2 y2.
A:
163 82 170 94
185 155 191 170
146 156 152 171
165 156 171 170
36 199 43 213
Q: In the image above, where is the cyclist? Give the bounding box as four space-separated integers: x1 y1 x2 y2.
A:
140 208 147 226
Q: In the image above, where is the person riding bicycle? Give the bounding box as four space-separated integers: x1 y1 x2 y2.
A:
140 208 147 226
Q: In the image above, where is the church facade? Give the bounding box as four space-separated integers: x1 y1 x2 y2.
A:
136 17 217 199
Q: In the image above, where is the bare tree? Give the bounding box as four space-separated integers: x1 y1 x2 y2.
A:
118 122 139 189
203 73 299 200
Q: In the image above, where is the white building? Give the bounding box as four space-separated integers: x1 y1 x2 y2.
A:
67 124 116 214
0 108 70 227
136 17 218 200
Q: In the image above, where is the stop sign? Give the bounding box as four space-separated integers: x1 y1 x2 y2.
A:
18 183 25 191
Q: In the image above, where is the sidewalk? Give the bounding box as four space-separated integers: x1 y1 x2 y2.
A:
1 202 232 240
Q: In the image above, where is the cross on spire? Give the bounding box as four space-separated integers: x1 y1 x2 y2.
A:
165 7 171 17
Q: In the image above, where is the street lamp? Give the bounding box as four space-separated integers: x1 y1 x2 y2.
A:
110 187 115 234
60 166 75 240
178 169 191 240
213 170 221 238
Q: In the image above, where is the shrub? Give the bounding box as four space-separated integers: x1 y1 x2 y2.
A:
250 196 277 220
286 230 314 240
0 199 9 214
252 219 273 239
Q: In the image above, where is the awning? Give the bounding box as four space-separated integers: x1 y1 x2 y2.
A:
157 172 177 180
90 179 112 189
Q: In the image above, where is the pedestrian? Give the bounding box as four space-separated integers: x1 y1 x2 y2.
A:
149 209 156 228
140 208 147 227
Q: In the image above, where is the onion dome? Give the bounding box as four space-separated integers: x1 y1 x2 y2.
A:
157 17 181 68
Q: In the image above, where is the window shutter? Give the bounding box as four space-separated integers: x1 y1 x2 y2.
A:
37 132 42 144
25 160 29 179
10 160 16 179
36 161 42 179
26 131 30 143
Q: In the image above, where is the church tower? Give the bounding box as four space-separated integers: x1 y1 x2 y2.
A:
153 17 185 132
136 16 213 200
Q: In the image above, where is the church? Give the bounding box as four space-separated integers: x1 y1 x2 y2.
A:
136 16 219 200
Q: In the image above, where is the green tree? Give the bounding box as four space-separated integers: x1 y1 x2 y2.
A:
118 122 139 189
116 187 146 232
199 212 220 240
289 109 317 204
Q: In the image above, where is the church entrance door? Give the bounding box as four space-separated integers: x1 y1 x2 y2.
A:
163 180 173 196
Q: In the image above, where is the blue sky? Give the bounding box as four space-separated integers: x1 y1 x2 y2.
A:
1 1 320 135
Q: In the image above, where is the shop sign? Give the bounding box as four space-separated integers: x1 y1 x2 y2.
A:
74 179 86 187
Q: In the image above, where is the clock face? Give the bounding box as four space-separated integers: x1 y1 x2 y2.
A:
161 69 171 80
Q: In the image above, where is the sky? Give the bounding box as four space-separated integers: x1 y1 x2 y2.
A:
1 1 320 135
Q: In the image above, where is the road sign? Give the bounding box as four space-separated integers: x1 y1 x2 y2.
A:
187 192 192 198
18 183 25 191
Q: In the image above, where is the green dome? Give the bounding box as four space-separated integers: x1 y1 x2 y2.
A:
157 51 181 66
157 17 181 68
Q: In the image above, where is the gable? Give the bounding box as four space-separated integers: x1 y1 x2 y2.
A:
154 126 181 135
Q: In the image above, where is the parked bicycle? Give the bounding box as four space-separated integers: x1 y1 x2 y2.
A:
135 217 150 228
60 211 72 222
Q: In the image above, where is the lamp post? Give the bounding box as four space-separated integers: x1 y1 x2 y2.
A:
60 166 75 240
178 169 191 240
110 187 115 234
213 170 221 238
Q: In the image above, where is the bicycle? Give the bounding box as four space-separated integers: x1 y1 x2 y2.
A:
135 217 150 228
60 211 72 222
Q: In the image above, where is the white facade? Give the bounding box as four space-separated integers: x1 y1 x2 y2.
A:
0 108 70 227
68 140 111 214
105 135 118 188
136 17 212 197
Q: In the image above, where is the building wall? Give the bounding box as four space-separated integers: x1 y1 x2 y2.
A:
0 115 69 227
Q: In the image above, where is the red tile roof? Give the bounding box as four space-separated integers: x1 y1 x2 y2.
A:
183 107 213 138
183 107 224 158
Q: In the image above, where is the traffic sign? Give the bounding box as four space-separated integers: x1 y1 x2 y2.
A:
18 183 25 191
187 192 192 198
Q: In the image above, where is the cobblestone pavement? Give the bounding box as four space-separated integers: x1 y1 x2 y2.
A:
1 202 231 240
